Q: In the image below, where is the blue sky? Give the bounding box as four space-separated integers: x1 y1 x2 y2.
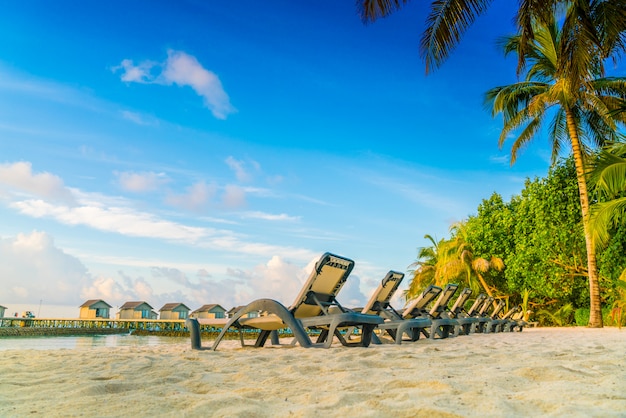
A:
0 1 556 317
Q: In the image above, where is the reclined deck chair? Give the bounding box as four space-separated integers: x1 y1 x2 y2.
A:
473 295 495 333
187 252 384 350
484 299 508 333
426 284 461 339
359 271 431 344
400 285 456 339
446 287 479 335
500 306 526 332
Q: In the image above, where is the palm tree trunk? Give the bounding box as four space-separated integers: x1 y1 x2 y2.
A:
566 110 603 327
475 272 494 297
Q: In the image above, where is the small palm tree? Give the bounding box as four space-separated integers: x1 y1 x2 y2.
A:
406 234 445 299
448 222 505 297
406 224 504 299
485 9 626 327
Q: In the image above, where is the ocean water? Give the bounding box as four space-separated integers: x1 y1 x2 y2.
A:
0 334 189 351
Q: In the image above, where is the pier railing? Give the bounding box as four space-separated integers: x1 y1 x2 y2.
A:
0 317 187 331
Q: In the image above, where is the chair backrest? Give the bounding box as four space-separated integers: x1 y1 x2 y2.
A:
402 285 442 319
361 271 404 315
466 293 487 316
478 296 495 316
289 252 355 319
501 305 520 320
490 300 506 319
449 288 472 316
429 284 459 318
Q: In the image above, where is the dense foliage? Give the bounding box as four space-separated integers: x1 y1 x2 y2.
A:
418 156 626 318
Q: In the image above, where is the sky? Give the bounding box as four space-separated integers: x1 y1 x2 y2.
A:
0 1 562 318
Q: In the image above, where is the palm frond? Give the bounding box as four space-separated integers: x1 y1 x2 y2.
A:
592 0 626 61
515 0 559 73
472 258 490 273
490 256 505 271
420 0 492 73
508 113 544 164
357 0 410 22
589 197 626 248
590 153 626 197
548 108 567 162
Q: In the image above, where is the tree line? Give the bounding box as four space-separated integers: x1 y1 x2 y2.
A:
357 0 626 326
407 155 625 326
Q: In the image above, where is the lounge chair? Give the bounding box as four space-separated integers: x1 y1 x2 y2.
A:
187 252 384 350
446 287 479 335
451 293 491 334
401 285 457 339
359 271 431 344
426 284 461 339
501 306 526 332
484 299 508 333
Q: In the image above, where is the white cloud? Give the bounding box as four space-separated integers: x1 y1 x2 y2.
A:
241 211 301 222
165 181 217 212
113 58 156 83
81 276 128 303
0 230 343 315
225 156 253 182
0 161 75 204
1 163 317 262
114 50 236 119
0 231 90 306
11 199 209 242
226 255 306 306
221 184 247 209
115 170 169 193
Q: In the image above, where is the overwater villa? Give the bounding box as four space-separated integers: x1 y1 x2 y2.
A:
191 304 227 319
117 301 157 320
79 299 112 319
159 303 190 320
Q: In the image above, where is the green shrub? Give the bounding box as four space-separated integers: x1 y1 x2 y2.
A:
574 308 589 326
574 307 615 326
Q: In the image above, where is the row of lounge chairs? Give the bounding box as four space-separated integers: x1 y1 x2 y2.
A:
186 252 526 351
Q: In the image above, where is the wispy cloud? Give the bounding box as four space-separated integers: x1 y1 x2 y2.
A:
113 50 236 120
165 181 217 212
221 184 246 209
489 154 510 166
120 110 158 126
1 162 317 263
115 170 170 193
0 161 75 204
240 211 301 222
368 175 460 214
225 156 253 182
11 199 209 242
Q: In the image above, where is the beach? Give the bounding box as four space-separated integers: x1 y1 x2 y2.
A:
1 327 624 417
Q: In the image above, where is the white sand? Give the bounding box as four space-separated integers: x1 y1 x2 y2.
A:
1 327 625 417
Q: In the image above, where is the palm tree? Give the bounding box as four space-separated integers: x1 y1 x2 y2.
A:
406 234 446 299
406 224 504 299
485 10 626 327
357 1 625 73
447 223 504 298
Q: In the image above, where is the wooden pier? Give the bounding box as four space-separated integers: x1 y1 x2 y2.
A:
0 317 284 339
0 317 188 332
